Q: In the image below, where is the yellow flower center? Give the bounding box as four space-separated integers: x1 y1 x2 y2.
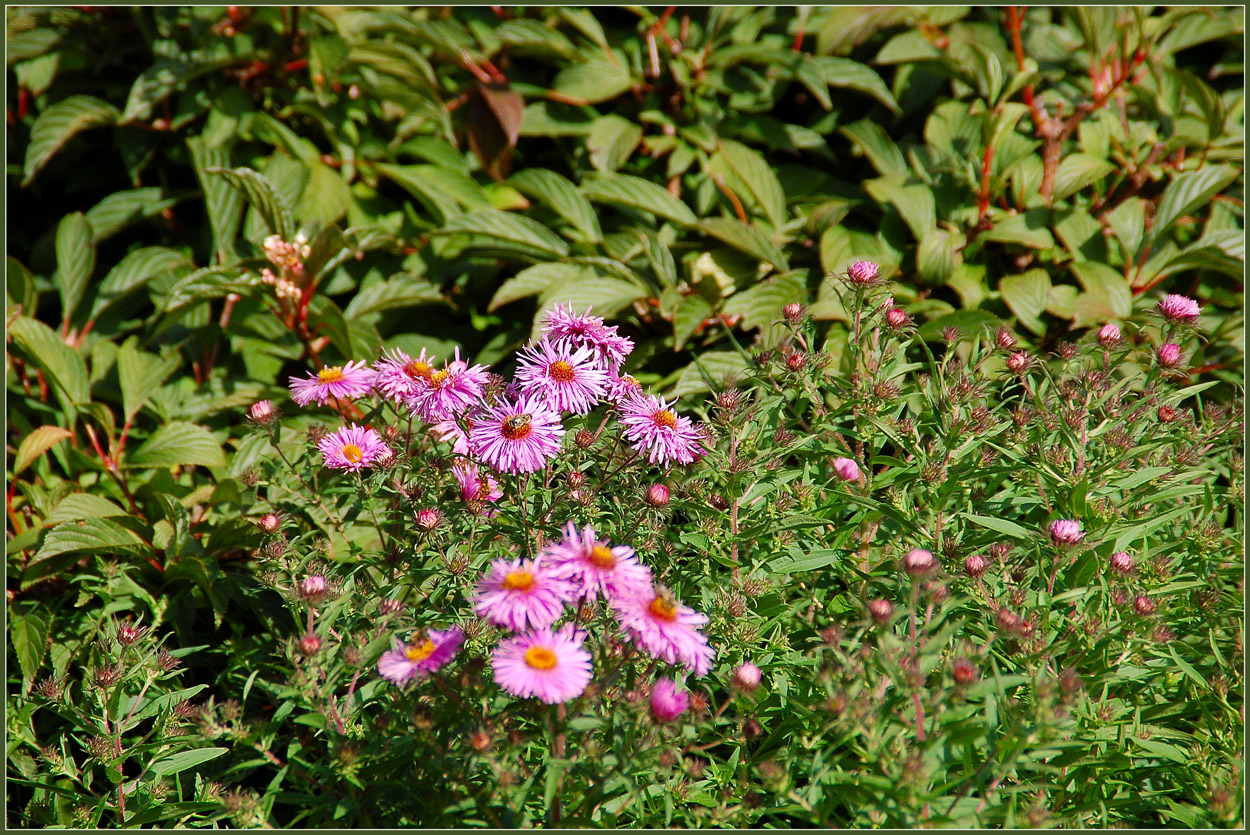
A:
429 369 450 389
524 646 558 670
318 366 345 384
652 409 678 429
404 360 433 382
589 544 616 570
475 478 493 500
503 570 535 591
405 640 435 662
648 596 679 622
549 360 576 383
341 444 363 464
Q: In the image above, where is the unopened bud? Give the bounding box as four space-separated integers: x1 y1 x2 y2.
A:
1133 594 1156 616
952 658 978 685
1109 551 1135 575
1156 342 1183 369
964 555 988 579
903 548 936 577
782 303 806 324
1006 351 1030 374
256 513 282 534
297 633 322 655
1097 323 1122 347
575 430 595 449
415 508 442 532
645 484 670 508
995 328 1018 351
733 663 762 692
885 307 909 329
846 259 880 286
868 598 893 623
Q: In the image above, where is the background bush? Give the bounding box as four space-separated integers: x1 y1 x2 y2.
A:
6 5 1244 828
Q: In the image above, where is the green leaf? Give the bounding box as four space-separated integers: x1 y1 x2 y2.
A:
43 493 128 526
187 137 244 264
7 255 37 313
121 58 189 123
343 276 445 319
916 228 964 285
116 338 177 422
839 120 907 177
489 263 589 312
1103 198 1146 259
716 139 787 228
537 277 642 322
811 57 901 115
508 169 600 242
84 188 179 245
14 426 74 476
794 60 833 110
981 211 1055 249
694 218 789 270
551 59 633 104
999 269 1052 335
435 210 570 257
377 162 481 224
673 293 714 351
1052 153 1115 200
672 351 750 398
33 518 147 561
586 114 643 173
723 273 806 347
91 247 193 320
580 173 698 226
964 513 1032 542
22 94 119 185
1151 165 1240 245
8 316 90 407
148 747 229 777
53 212 95 327
205 167 296 241
863 176 936 240
1069 261 1131 326
300 161 352 226
10 606 50 692
127 422 226 469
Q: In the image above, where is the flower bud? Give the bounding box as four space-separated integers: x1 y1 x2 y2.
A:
963 554 988 579
997 607 1021 633
248 400 277 425
903 548 936 576
1048 519 1084 545
951 658 978 685
1006 351 1030 374
1157 405 1178 423
833 457 860 482
782 303 806 324
297 633 322 655
1156 293 1201 324
995 327 1018 351
649 679 689 722
885 307 910 329
415 508 442 532
379 598 402 615
786 351 807 372
1109 551 1135 575
1097 323 1122 347
567 471 586 488
256 513 282 534
846 259 880 286
645 484 671 508
1156 342 1183 369
298 574 329 601
868 598 893 623
575 430 595 449
116 623 148 646
733 663 762 692
1133 594 1156 616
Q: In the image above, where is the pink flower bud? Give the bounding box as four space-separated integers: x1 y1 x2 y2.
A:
846 259 880 286
298 575 328 600
649 678 689 722
951 658 978 685
379 599 402 615
298 633 322 655
256 513 282 534
415 508 442 532
903 548 936 576
645 484 671 508
995 328 1018 351
248 400 277 425
1134 594 1156 616
868 598 894 623
1006 351 1030 374
1109 551 1135 575
1097 323 1122 347
1048 519 1084 545
1156 294 1201 324
1156 342 1183 369
782 303 806 324
885 307 910 329
733 663 762 692
964 554 988 579
833 457 860 482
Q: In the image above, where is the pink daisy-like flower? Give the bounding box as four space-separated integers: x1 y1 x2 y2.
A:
619 393 704 466
1156 294 1201 324
650 678 689 722
452 460 502 507
412 349 490 423
612 583 715 676
605 369 645 404
373 347 437 404
475 557 574 632
1048 519 1084 545
542 302 635 369
318 424 390 471
290 361 375 407
833 457 860 482
377 627 464 685
431 418 472 455
492 626 593 704
541 521 654 601
469 392 565 474
516 338 609 415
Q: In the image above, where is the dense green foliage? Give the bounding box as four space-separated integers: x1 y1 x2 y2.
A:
6 5 1245 829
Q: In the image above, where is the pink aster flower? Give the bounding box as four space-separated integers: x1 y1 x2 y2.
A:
833 457 860 482
452 460 502 508
619 393 704 466
612 583 715 676
650 678 689 722
1048 519 1084 545
318 424 390 471
515 338 609 415
469 392 565 474
542 302 634 369
377 627 464 685
290 361 375 406
492 626 593 704
540 522 653 601
1156 294 1201 324
373 347 437 404
412 348 489 423
475 557 574 632
604 369 645 404
431 418 472 455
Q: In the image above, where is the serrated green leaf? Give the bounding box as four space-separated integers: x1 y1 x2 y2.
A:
34 518 147 562
490 263 590 312
1151 165 1240 245
673 293 714 352
1069 261 1131 326
551 59 633 104
127 422 226 469
188 137 244 264
8 316 89 407
22 95 119 185
43 493 127 526
587 114 643 173
672 351 750 398
435 210 570 257
91 247 193 320
53 212 94 327
981 211 1055 249
121 58 189 123
206 167 296 241
508 169 600 242
811 56 901 115
999 269 1052 335
716 138 787 228
863 176 936 241
10 607 50 692
694 218 789 270
1052 153 1115 201
117 338 177 422
839 120 907 177
723 273 806 347
580 173 697 226
14 426 73 476
300 161 352 226
343 276 445 319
